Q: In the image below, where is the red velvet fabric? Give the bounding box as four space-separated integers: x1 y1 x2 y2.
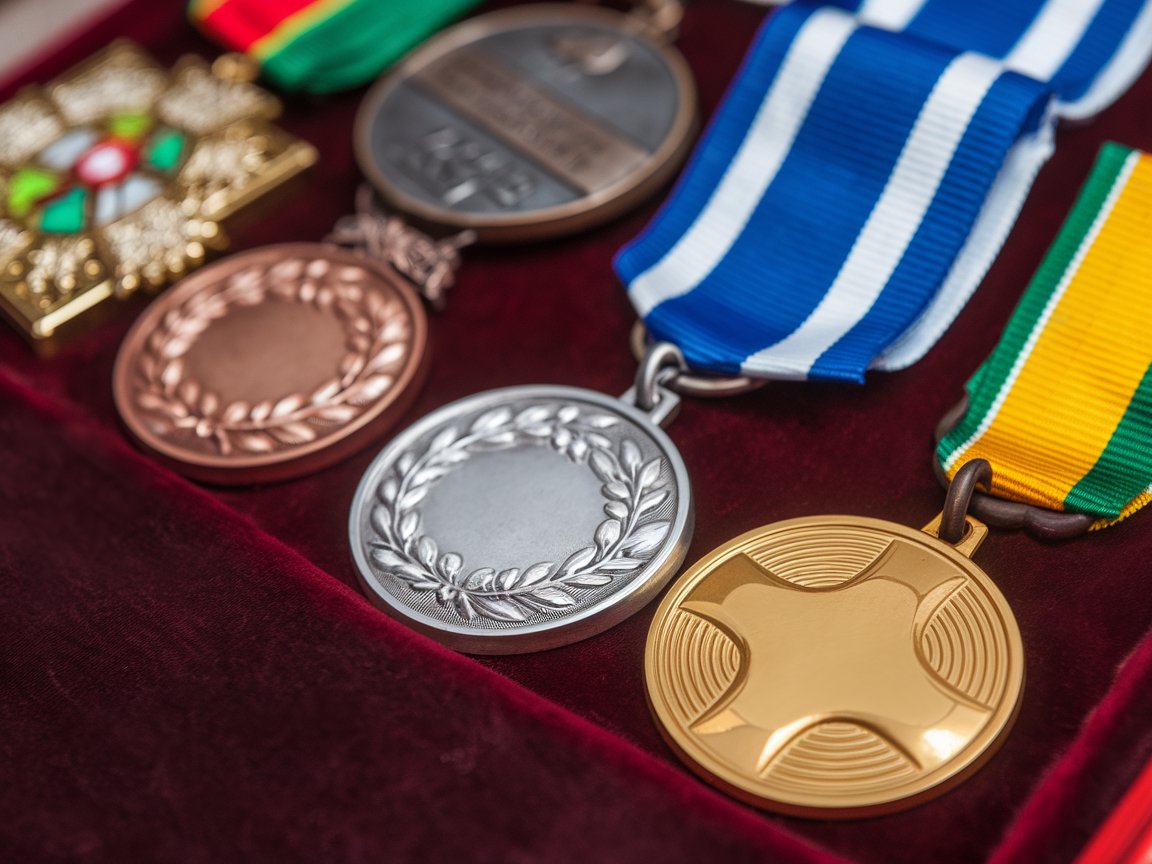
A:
2 2 1151 862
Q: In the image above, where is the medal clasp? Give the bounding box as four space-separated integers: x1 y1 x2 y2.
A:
922 458 991 558
326 185 474 310
628 0 684 43
630 321 766 398
621 340 685 427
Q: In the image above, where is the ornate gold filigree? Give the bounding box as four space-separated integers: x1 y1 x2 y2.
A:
178 121 305 220
101 198 216 292
50 47 166 124
0 97 63 166
0 219 24 256
157 62 278 134
0 41 317 347
16 236 104 299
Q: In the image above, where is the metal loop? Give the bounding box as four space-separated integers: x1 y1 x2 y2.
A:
940 459 993 545
630 321 767 399
633 341 688 412
628 0 684 42
934 394 1094 540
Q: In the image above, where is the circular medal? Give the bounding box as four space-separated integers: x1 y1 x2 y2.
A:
349 385 693 653
113 243 428 484
646 516 1024 817
354 4 697 242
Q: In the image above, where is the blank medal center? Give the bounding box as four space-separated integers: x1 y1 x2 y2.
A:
420 446 605 574
184 301 348 405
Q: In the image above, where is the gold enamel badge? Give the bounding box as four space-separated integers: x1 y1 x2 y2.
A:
0 41 316 347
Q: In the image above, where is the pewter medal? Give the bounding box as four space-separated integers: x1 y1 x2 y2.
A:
354 3 697 242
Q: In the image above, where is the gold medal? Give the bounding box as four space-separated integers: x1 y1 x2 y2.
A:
0 42 316 348
645 491 1023 817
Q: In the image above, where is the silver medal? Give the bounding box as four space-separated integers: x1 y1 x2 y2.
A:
349 385 693 653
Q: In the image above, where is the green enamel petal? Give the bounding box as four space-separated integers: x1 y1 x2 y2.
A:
9 168 59 217
108 113 152 140
145 129 185 173
39 187 87 233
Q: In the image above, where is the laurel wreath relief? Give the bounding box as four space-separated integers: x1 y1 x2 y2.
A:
133 257 409 454
367 403 673 623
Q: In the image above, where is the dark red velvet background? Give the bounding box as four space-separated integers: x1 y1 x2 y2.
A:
2 2 1151 862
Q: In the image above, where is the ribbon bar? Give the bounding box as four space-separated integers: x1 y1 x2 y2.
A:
190 0 480 93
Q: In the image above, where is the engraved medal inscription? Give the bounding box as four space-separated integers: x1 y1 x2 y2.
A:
354 6 696 240
409 50 648 196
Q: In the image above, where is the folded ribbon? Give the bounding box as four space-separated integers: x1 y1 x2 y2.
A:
616 0 1152 381
939 143 1152 529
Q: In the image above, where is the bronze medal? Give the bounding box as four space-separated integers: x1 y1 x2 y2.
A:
645 510 1023 817
354 4 697 242
113 243 428 484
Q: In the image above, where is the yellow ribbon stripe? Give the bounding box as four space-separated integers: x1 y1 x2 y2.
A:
939 143 1152 528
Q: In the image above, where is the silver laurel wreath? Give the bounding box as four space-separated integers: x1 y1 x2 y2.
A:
367 402 672 623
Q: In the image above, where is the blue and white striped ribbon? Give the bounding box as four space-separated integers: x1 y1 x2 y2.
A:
615 0 1152 382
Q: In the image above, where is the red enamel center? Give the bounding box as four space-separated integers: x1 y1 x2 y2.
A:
75 139 139 186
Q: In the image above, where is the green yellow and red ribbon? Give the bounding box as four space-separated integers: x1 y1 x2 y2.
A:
938 142 1152 530
190 0 479 93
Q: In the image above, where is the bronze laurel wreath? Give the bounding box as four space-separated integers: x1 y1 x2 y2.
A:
133 256 409 454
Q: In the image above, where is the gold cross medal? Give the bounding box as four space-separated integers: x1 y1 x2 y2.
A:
646 140 1152 816
0 42 316 349
644 462 1024 818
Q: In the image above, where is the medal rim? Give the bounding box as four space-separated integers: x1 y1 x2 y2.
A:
348 383 694 654
644 514 1025 818
353 3 699 243
112 242 429 485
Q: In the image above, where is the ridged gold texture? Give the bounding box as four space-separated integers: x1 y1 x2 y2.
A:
645 516 1024 817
